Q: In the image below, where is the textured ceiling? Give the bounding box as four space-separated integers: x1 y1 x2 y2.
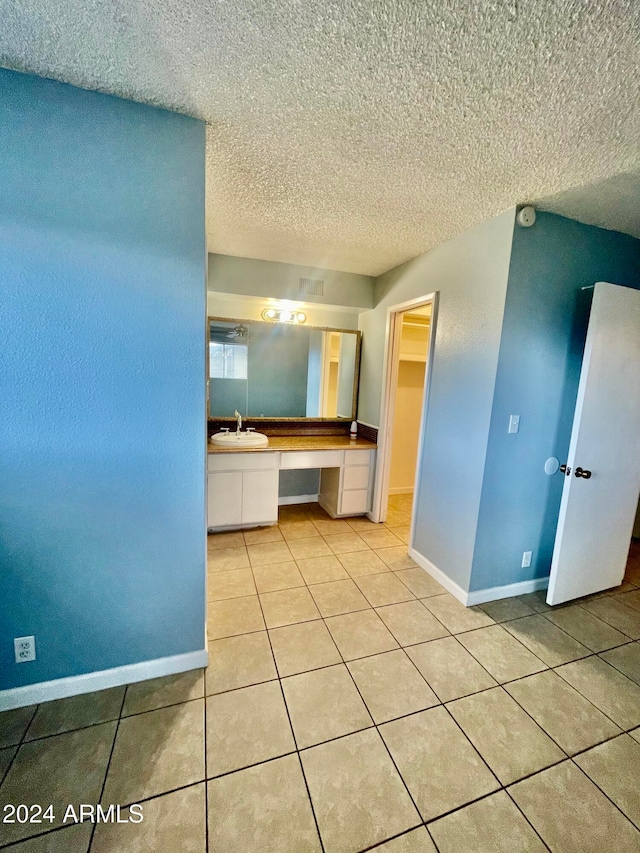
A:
1 0 639 275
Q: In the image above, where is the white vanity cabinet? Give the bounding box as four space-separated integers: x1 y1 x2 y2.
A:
207 445 375 530
207 452 278 529
319 449 374 518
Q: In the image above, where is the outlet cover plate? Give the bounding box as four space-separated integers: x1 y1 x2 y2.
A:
14 636 36 663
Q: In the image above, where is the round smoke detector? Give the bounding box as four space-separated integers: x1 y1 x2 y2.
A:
517 206 536 227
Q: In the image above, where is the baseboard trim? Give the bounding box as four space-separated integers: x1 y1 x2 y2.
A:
0 648 209 712
408 547 549 607
278 493 319 506
466 576 549 606
408 548 469 605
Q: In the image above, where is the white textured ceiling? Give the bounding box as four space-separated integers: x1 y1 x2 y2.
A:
1 0 639 275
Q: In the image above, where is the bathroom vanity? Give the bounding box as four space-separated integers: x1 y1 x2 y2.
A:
206 312 374 531
207 436 376 530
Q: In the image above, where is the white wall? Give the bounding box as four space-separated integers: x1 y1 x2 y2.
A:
359 209 516 589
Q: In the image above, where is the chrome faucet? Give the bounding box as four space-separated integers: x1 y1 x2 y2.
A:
234 409 243 433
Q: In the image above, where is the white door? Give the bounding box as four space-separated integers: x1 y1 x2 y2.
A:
547 282 640 605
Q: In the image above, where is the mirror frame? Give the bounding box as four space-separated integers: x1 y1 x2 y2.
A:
207 315 362 422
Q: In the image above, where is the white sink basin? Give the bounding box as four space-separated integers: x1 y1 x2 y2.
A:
211 431 269 448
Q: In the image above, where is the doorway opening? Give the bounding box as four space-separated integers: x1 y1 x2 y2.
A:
372 294 437 535
320 331 341 417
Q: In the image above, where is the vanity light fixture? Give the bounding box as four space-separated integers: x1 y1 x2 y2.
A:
261 308 307 324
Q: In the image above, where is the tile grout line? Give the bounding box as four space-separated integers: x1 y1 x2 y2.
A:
419 623 640 737
564 738 640 830
0 822 87 852
312 590 428 846
503 788 554 852
0 703 39 789
359 825 441 853
526 606 636 653
327 628 428 829
504 679 630 751
8 696 204 748
457 619 584 671
437 629 640 754
86 685 128 852
538 607 637 648
573 598 640 637
0 781 210 852
595 643 640 683
446 680 574 766
203 749 300 783
550 661 640 733
423 783 554 850
0 705 43 849
244 543 327 853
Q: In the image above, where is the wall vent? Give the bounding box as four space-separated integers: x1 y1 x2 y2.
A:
298 277 324 296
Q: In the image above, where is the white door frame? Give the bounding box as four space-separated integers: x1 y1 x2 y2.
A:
371 292 439 534
320 331 330 416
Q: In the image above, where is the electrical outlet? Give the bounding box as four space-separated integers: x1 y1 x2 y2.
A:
522 551 532 568
14 636 36 663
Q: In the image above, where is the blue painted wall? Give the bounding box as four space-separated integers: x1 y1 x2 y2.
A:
0 70 206 690
470 212 640 592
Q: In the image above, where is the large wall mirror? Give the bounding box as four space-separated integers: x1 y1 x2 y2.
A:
208 317 361 420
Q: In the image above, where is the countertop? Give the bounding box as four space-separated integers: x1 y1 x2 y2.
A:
208 435 377 454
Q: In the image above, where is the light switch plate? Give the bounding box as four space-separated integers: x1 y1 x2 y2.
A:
508 415 520 434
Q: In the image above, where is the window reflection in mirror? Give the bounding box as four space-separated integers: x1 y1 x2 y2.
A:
208 318 361 420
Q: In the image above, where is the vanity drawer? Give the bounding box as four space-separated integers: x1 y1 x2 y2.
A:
345 449 372 466
340 489 370 515
343 465 370 490
208 452 277 472
279 450 342 470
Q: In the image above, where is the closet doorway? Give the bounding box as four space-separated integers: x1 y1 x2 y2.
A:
373 294 437 531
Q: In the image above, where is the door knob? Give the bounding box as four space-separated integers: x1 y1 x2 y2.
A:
574 467 592 479
559 464 571 475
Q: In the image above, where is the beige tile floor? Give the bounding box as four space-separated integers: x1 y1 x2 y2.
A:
2 497 640 851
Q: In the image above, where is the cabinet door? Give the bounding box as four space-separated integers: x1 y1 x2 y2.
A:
208 471 243 528
242 470 279 525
